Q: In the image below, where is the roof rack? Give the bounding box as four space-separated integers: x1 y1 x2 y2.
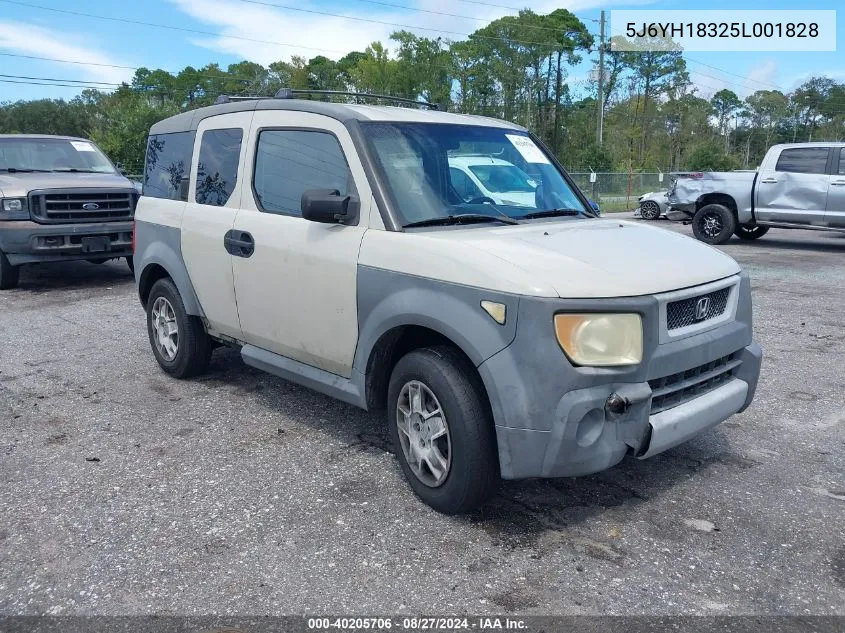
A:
214 88 439 110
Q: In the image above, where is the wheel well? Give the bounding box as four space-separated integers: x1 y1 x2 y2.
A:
138 264 170 307
697 193 738 216
364 325 486 412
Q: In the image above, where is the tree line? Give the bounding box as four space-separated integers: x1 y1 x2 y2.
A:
1 9 843 175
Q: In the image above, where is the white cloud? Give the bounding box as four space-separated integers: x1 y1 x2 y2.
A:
0 21 134 86
168 0 647 64
744 60 779 94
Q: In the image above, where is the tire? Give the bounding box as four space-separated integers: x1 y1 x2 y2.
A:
734 224 770 241
639 200 662 220
387 346 499 514
692 203 736 245
146 277 211 378
126 256 135 274
0 249 20 290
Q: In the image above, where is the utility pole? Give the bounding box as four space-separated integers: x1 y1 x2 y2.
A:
596 10 606 146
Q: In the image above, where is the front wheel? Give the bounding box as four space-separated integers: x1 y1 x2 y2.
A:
639 200 662 220
388 346 499 514
734 224 770 241
692 204 736 245
146 278 211 378
0 250 20 290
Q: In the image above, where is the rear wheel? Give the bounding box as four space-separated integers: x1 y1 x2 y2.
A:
734 224 770 241
388 346 499 514
0 250 20 290
639 200 662 220
692 204 736 245
146 278 211 378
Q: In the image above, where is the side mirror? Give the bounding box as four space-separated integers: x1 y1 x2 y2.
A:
301 189 358 224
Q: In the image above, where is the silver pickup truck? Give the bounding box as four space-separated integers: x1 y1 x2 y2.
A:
0 134 137 289
668 142 845 244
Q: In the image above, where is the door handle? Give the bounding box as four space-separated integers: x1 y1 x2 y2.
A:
224 230 255 258
831 180 845 186
760 178 778 184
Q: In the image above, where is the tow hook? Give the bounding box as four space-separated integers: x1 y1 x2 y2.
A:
605 392 630 417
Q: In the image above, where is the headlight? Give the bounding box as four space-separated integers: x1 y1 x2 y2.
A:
554 313 643 366
0 198 29 220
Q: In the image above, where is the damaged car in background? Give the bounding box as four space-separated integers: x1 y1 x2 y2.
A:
668 142 845 244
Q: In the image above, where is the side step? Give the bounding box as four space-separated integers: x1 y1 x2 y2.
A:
240 344 367 409
754 221 845 234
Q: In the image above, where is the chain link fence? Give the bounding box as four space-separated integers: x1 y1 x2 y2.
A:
567 172 669 209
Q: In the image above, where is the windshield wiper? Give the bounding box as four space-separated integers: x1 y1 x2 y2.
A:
403 213 519 229
0 167 51 173
521 207 584 219
51 168 101 173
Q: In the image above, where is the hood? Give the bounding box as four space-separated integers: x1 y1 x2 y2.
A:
430 219 741 298
0 171 133 198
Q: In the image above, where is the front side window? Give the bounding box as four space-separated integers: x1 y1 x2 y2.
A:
144 131 195 201
0 137 116 174
253 129 353 216
361 123 588 227
775 147 829 175
196 128 243 207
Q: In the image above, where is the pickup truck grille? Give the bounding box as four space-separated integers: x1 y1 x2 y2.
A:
29 189 136 224
649 353 741 414
666 286 731 331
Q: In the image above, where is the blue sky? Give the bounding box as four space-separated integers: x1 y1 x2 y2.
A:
0 0 841 103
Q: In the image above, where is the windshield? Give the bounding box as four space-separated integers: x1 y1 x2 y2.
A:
0 137 116 173
361 123 589 227
468 164 535 193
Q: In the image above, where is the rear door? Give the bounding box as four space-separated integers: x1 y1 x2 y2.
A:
755 146 830 225
180 112 253 339
825 147 845 228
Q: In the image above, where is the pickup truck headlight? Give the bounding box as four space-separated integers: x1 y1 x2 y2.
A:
0 198 29 220
554 313 643 366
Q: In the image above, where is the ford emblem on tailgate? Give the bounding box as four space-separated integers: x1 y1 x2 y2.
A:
82 202 100 210
694 296 711 321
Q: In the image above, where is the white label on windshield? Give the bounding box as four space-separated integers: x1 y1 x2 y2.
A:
505 134 550 164
71 141 95 152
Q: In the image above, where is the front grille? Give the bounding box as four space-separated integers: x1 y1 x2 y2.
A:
29 189 136 224
666 286 731 330
649 353 741 414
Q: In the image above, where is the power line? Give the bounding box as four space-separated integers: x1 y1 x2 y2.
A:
236 0 577 38
0 73 121 86
0 0 348 56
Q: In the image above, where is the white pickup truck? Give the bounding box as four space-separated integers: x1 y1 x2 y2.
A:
668 142 845 244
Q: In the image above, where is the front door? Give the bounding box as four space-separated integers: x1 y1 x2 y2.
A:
825 147 845 228
230 111 371 378
755 146 830 226
180 112 254 339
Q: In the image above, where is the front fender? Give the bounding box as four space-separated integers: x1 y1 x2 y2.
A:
353 266 519 371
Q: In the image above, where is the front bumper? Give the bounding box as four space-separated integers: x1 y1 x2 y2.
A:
0 220 133 265
478 273 761 480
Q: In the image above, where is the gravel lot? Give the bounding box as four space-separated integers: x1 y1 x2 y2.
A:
1 218 843 616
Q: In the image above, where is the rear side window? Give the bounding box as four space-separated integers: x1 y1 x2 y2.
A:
253 130 353 216
196 128 243 207
775 147 829 174
144 131 195 201
838 148 845 175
